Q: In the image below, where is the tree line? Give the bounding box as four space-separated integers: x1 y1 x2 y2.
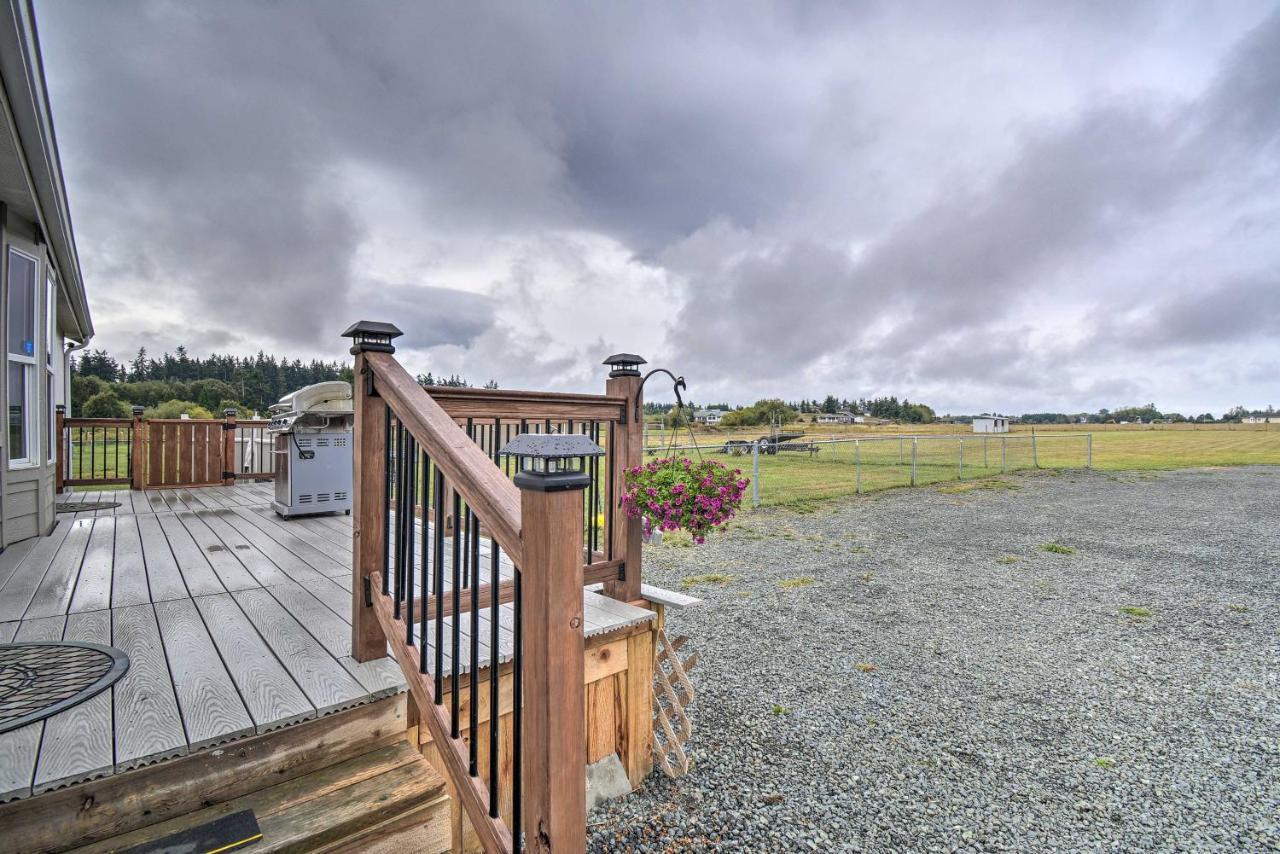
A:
71 346 350 418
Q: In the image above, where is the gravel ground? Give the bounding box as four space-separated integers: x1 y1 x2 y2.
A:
588 467 1280 853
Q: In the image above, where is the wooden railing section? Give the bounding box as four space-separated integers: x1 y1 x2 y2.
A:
348 325 646 854
57 409 277 491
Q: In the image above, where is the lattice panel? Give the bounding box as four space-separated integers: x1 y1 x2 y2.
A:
652 628 698 778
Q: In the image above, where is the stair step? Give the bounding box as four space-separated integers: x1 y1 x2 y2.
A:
73 741 450 854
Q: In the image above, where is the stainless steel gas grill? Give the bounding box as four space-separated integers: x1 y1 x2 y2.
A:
267 381 354 517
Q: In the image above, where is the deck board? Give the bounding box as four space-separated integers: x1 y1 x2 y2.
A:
0 523 75 622
154 512 225 596
0 616 67 800
193 593 316 732
135 515 189 602
112 603 188 770
154 597 255 749
33 610 115 792
68 518 115 614
22 519 92 619
110 516 150 608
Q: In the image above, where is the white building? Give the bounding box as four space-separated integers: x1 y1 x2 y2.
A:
1243 415 1276 424
815 410 855 424
972 416 1010 433
693 408 726 425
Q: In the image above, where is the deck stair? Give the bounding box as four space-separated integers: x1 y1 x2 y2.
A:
69 740 449 854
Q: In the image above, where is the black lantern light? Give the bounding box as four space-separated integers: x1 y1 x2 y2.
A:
603 353 646 378
499 433 605 492
341 320 403 355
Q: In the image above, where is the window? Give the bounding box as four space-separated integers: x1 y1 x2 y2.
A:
46 272 57 464
7 248 37 467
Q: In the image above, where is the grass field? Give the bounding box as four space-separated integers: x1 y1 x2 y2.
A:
642 423 1280 507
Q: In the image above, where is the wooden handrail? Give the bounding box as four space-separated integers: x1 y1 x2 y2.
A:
425 386 627 423
365 351 523 566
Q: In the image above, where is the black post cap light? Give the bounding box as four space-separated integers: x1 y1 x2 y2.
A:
603 353 646 378
499 433 605 492
131 405 145 417
341 321 403 355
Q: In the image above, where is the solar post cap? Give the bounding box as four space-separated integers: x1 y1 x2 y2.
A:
603 352 646 377
341 320 403 354
499 432 604 492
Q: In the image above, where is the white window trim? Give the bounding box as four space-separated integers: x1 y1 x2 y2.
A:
46 272 57 465
8 246 39 469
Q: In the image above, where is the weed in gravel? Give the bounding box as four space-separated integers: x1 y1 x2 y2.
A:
1226 603 1250 613
682 572 734 589
859 571 876 582
938 479 1019 495
771 704 791 716
997 555 1021 565
1040 542 1075 555
1119 606 1153 619
1093 756 1117 769
778 576 815 589
855 662 877 673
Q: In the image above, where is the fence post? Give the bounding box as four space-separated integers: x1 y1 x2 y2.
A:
604 354 645 602
221 408 237 485
517 460 589 853
1001 436 1006 473
54 404 65 494
898 437 904 466
343 321 401 662
983 435 988 468
1032 433 1039 468
854 439 861 494
911 438 917 486
1087 433 1093 469
958 439 964 480
130 406 145 490
751 440 760 507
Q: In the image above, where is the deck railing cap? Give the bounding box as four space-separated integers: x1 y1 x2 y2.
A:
342 320 403 354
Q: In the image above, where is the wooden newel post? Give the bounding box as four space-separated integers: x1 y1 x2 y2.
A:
342 321 403 662
507 436 593 854
603 354 645 603
222 408 237 486
130 406 145 490
54 404 65 494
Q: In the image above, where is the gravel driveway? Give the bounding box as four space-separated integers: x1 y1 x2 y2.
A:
588 467 1279 852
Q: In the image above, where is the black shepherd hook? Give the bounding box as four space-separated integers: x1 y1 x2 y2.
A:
635 368 686 422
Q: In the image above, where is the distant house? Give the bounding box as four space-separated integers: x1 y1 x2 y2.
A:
815 410 855 424
0 7 94 546
972 416 1010 434
1242 415 1276 424
693 408 727 425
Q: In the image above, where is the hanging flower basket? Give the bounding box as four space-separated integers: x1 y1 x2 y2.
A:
621 457 748 544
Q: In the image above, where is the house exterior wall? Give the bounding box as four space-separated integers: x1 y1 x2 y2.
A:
1 207 63 546
972 417 1009 434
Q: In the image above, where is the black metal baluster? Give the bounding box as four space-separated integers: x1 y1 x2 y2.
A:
420 452 431 671
487 523 500 818
382 409 393 596
434 466 446 693
405 437 417 645
90 425 96 478
512 564 523 849
590 421 600 554
394 423 405 618
469 508 480 776
451 489 462 738
606 422 616 561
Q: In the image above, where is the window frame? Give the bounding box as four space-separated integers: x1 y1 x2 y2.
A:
7 246 39 469
46 271 57 465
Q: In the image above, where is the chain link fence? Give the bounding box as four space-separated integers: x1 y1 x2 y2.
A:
648 433 1092 507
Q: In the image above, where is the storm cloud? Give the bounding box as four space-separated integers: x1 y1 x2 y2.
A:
35 1 1280 413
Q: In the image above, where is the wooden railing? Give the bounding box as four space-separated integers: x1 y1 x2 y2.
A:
56 408 277 492
347 324 646 853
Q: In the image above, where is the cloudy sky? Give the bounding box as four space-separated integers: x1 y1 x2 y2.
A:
35 1 1280 414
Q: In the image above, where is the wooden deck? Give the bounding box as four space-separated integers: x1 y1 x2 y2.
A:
0 482 652 802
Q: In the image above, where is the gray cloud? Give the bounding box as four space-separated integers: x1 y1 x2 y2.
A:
34 0 1280 413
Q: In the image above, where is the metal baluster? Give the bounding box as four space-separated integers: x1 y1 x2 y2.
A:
450 489 462 738
469 509 480 776
589 421 600 554
420 452 431 671
405 438 417 645
606 422 616 560
434 466 445 692
382 410 393 596
488 525 500 818
394 423 405 617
